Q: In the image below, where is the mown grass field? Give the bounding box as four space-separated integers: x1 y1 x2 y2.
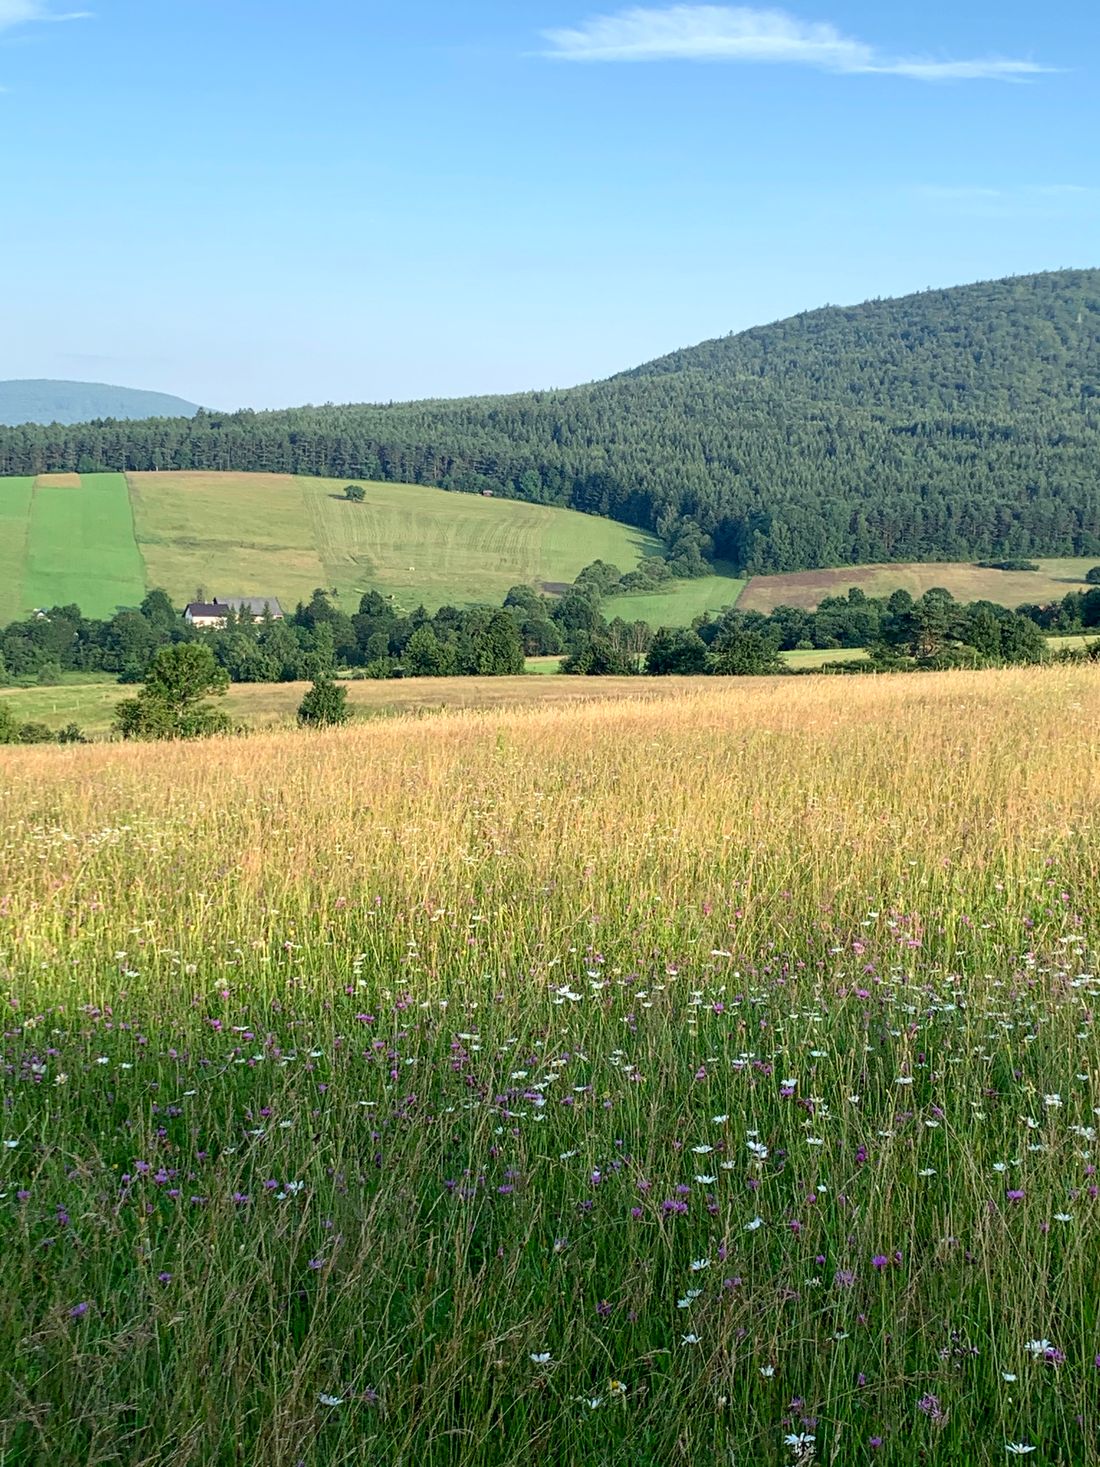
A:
740 558 1099 613
4 469 1095 633
22 473 146 619
4 470 691 623
129 472 667 615
0 473 147 622
2 665 1100 1464
0 476 34 623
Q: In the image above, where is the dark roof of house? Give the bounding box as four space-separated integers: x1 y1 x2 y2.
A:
185 597 284 618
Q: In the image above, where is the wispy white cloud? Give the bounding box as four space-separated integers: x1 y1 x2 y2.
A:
541 6 1052 82
0 1 90 32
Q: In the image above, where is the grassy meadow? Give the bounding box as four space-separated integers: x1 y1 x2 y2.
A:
0 473 149 624
2 665 1100 1464
2 469 1094 634
604 568 747 626
740 559 1099 614
0 672 685 737
4 640 1095 739
3 470 690 623
129 472 668 616
21 474 146 620
0 476 34 623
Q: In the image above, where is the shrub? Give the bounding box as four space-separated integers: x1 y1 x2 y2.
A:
16 721 54 743
0 709 84 745
297 676 350 727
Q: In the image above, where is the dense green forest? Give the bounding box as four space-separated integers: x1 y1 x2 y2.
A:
2 270 1097 574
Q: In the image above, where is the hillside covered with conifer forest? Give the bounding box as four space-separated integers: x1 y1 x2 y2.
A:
2 269 1096 575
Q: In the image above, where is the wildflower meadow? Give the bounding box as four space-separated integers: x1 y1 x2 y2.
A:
2 666 1099 1465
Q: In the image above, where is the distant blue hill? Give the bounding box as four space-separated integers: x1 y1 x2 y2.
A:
0 379 200 427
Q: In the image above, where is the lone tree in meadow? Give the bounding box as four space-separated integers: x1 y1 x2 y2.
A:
297 675 349 727
115 643 230 740
344 484 366 503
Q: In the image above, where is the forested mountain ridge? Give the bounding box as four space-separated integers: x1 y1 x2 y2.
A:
0 380 199 427
618 270 1098 412
2 270 1098 575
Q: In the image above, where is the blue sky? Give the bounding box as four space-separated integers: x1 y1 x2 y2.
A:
1 0 1096 408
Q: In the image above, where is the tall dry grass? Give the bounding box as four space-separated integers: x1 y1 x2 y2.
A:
1 666 1099 1464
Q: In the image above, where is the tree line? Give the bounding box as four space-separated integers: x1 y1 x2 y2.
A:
0 588 529 686
1 270 1097 577
1 562 1095 718
637 588 1064 676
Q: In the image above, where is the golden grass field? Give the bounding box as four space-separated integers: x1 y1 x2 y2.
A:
740 557 1098 612
6 667 1096 951
3 665 1100 1464
4 641 1095 738
0 673 693 735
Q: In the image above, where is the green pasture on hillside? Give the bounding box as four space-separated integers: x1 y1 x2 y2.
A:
129 472 328 611
3 469 1097 632
129 472 665 615
604 570 746 627
0 477 34 623
20 474 146 618
298 475 662 612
